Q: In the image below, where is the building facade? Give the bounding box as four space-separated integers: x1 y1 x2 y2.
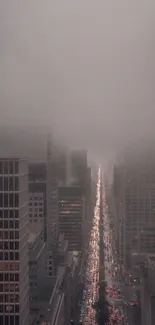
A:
0 158 29 325
28 163 46 241
28 232 46 325
113 158 155 275
58 186 85 251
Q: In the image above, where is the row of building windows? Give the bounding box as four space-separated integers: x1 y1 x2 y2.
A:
0 209 19 219
0 273 19 281
0 283 19 292
29 207 43 212
0 304 19 313
0 161 18 175
0 252 19 261
29 213 43 221
29 202 43 206
29 192 44 199
0 241 19 250
0 294 19 303
0 315 19 325
0 177 19 191
0 194 19 207
0 220 19 229
0 231 19 240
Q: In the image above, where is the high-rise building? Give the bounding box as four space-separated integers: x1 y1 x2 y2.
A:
70 150 87 186
58 186 85 251
28 162 46 240
46 135 58 247
141 255 155 325
0 158 29 325
113 157 155 275
70 150 92 233
28 232 46 325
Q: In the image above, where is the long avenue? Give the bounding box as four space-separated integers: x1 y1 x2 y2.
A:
79 167 129 325
79 167 101 325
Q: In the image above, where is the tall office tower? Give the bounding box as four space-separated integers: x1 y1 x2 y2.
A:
46 134 58 247
54 149 67 185
0 158 29 325
58 186 85 251
70 150 88 186
28 162 46 240
70 149 91 223
113 156 155 276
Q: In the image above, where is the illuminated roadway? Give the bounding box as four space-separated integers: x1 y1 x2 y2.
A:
102 176 128 325
79 167 101 325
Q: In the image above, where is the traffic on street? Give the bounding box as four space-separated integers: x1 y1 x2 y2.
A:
79 167 101 325
102 179 129 325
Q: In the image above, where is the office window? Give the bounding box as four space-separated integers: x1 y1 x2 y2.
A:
15 252 19 260
10 252 14 260
4 242 9 250
4 161 8 174
0 194 2 206
0 178 2 191
15 194 19 207
15 242 19 250
10 242 14 250
4 178 8 191
14 210 19 218
4 194 8 207
15 178 19 191
4 231 8 239
9 194 13 207
15 231 19 239
15 221 19 228
9 177 13 191
15 316 19 325
10 231 14 240
4 210 8 218
0 162 2 174
15 162 18 174
4 221 8 229
10 221 14 229
9 161 14 174
4 253 8 261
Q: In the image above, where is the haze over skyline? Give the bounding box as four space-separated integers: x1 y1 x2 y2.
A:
1 0 155 161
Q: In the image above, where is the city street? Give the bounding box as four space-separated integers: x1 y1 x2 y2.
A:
79 167 101 325
102 177 129 325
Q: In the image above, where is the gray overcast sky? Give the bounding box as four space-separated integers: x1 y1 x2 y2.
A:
1 0 155 161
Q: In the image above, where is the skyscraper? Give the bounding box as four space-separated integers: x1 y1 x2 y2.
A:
0 158 29 325
58 186 85 251
28 162 46 240
46 134 58 247
113 156 155 276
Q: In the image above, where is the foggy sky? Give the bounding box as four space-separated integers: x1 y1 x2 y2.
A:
1 1 155 161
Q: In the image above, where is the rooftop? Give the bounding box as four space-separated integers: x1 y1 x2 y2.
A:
28 233 38 245
32 277 59 325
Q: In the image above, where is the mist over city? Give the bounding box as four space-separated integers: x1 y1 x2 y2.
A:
0 1 155 325
1 0 155 161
